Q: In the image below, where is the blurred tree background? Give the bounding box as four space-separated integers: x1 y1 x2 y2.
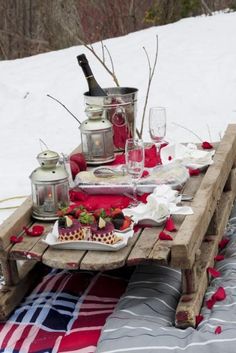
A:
0 0 235 60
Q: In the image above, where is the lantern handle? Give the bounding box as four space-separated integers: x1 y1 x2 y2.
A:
39 138 49 151
47 94 81 125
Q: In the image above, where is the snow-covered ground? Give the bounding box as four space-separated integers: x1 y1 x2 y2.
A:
0 10 236 224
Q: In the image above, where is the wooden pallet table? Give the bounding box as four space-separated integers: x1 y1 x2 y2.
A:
1 124 236 326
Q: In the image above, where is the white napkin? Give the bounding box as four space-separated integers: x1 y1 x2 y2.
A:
161 143 215 169
123 185 193 224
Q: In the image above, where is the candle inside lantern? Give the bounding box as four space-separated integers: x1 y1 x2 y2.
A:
43 191 55 212
91 134 104 155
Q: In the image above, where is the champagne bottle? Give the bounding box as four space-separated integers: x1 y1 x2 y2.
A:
77 54 107 96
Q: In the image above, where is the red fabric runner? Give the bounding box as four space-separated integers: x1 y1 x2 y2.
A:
69 190 149 210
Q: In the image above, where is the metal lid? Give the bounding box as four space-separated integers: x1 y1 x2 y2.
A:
85 106 104 120
80 117 112 132
37 150 59 168
30 150 69 183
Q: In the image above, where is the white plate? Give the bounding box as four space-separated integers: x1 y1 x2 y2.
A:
138 216 167 227
161 143 215 169
42 224 134 252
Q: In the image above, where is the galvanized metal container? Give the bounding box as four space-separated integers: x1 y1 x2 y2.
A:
84 87 138 151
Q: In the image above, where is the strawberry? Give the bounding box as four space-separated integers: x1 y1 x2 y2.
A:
111 208 122 217
94 208 107 219
75 208 84 218
120 216 132 231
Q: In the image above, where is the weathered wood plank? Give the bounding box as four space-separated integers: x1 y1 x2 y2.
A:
0 264 44 321
175 172 236 327
9 222 53 261
171 125 236 268
127 227 162 266
81 231 141 271
149 173 205 263
0 197 33 250
0 259 19 286
175 242 211 328
42 247 86 270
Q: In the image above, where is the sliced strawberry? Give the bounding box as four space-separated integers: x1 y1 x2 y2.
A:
120 216 132 230
111 208 122 217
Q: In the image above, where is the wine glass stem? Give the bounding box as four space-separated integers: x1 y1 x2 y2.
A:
155 143 161 165
132 180 139 206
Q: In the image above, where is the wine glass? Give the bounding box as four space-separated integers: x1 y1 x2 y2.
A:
125 138 144 206
149 106 167 163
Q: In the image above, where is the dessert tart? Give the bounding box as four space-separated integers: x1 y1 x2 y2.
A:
58 216 84 242
91 217 119 244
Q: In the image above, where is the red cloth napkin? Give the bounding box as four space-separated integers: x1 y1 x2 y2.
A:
69 190 149 211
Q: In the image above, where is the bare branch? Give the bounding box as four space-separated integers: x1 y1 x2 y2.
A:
104 44 115 77
77 36 120 87
138 35 159 138
47 94 81 125
143 46 152 78
172 122 202 142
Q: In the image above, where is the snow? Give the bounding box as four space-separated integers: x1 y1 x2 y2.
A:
0 11 236 224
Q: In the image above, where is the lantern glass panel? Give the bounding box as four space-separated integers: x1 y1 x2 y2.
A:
34 184 56 213
55 182 70 208
82 134 88 154
91 134 104 156
104 131 113 156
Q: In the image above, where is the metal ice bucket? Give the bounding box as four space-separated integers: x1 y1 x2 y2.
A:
84 87 138 151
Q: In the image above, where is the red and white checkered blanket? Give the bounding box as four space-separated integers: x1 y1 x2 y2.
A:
0 269 128 353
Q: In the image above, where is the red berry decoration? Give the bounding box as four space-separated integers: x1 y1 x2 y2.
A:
70 153 87 171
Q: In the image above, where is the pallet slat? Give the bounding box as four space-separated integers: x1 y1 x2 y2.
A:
171 124 236 268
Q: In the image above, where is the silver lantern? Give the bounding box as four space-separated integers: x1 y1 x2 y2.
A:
80 106 114 164
30 150 70 220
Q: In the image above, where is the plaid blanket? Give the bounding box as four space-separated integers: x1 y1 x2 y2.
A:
0 269 129 353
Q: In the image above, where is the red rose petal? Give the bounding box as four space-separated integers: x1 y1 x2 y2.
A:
23 225 44 237
195 314 204 326
206 287 226 310
165 216 176 232
207 267 221 278
214 255 225 261
188 168 201 176
206 297 216 309
202 141 213 149
215 326 222 334
212 287 226 302
32 225 44 235
10 235 23 244
219 238 229 249
159 231 173 241
141 170 149 178
138 193 149 204
133 224 142 232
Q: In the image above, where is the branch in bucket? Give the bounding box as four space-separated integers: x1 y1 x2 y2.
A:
138 35 159 139
78 35 159 140
77 37 120 87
